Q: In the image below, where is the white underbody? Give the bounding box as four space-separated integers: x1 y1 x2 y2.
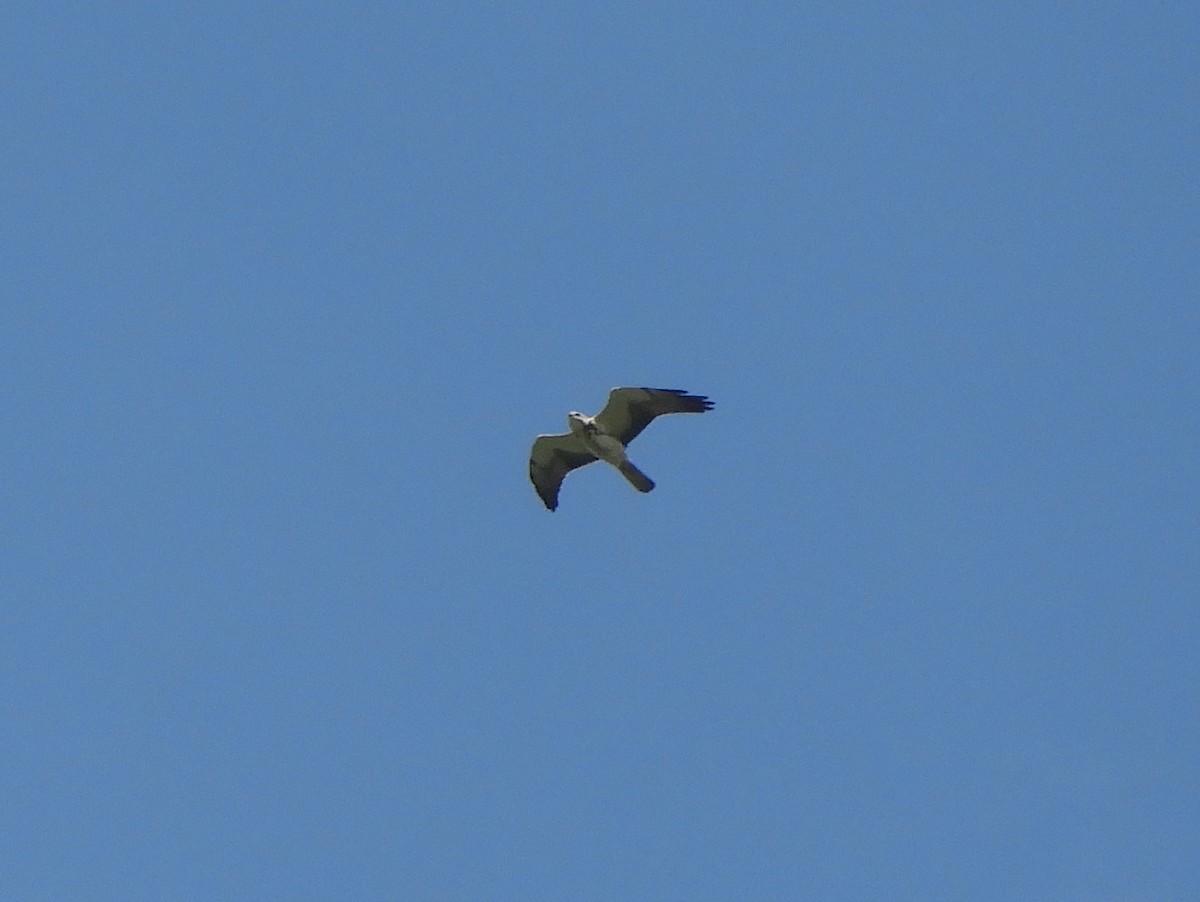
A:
568 413 628 466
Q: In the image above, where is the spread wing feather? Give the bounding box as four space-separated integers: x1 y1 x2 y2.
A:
529 433 597 511
594 387 714 445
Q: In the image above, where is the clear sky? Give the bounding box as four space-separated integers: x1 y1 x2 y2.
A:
4 4 1198 899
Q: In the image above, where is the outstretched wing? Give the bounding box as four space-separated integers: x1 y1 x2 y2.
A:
529 433 598 511
593 387 714 445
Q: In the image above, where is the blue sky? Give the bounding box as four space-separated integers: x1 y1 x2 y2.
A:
3 4 1198 899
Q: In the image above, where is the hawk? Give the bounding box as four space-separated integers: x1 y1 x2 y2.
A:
529 387 714 511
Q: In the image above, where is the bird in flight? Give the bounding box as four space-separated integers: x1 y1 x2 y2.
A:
529 387 714 511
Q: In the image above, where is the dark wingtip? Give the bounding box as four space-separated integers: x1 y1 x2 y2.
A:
640 387 714 411
660 388 713 412
531 472 558 510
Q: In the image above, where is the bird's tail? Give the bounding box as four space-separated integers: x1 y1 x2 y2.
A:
618 460 655 493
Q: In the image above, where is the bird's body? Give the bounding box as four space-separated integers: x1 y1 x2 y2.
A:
529 387 713 511
568 411 657 493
